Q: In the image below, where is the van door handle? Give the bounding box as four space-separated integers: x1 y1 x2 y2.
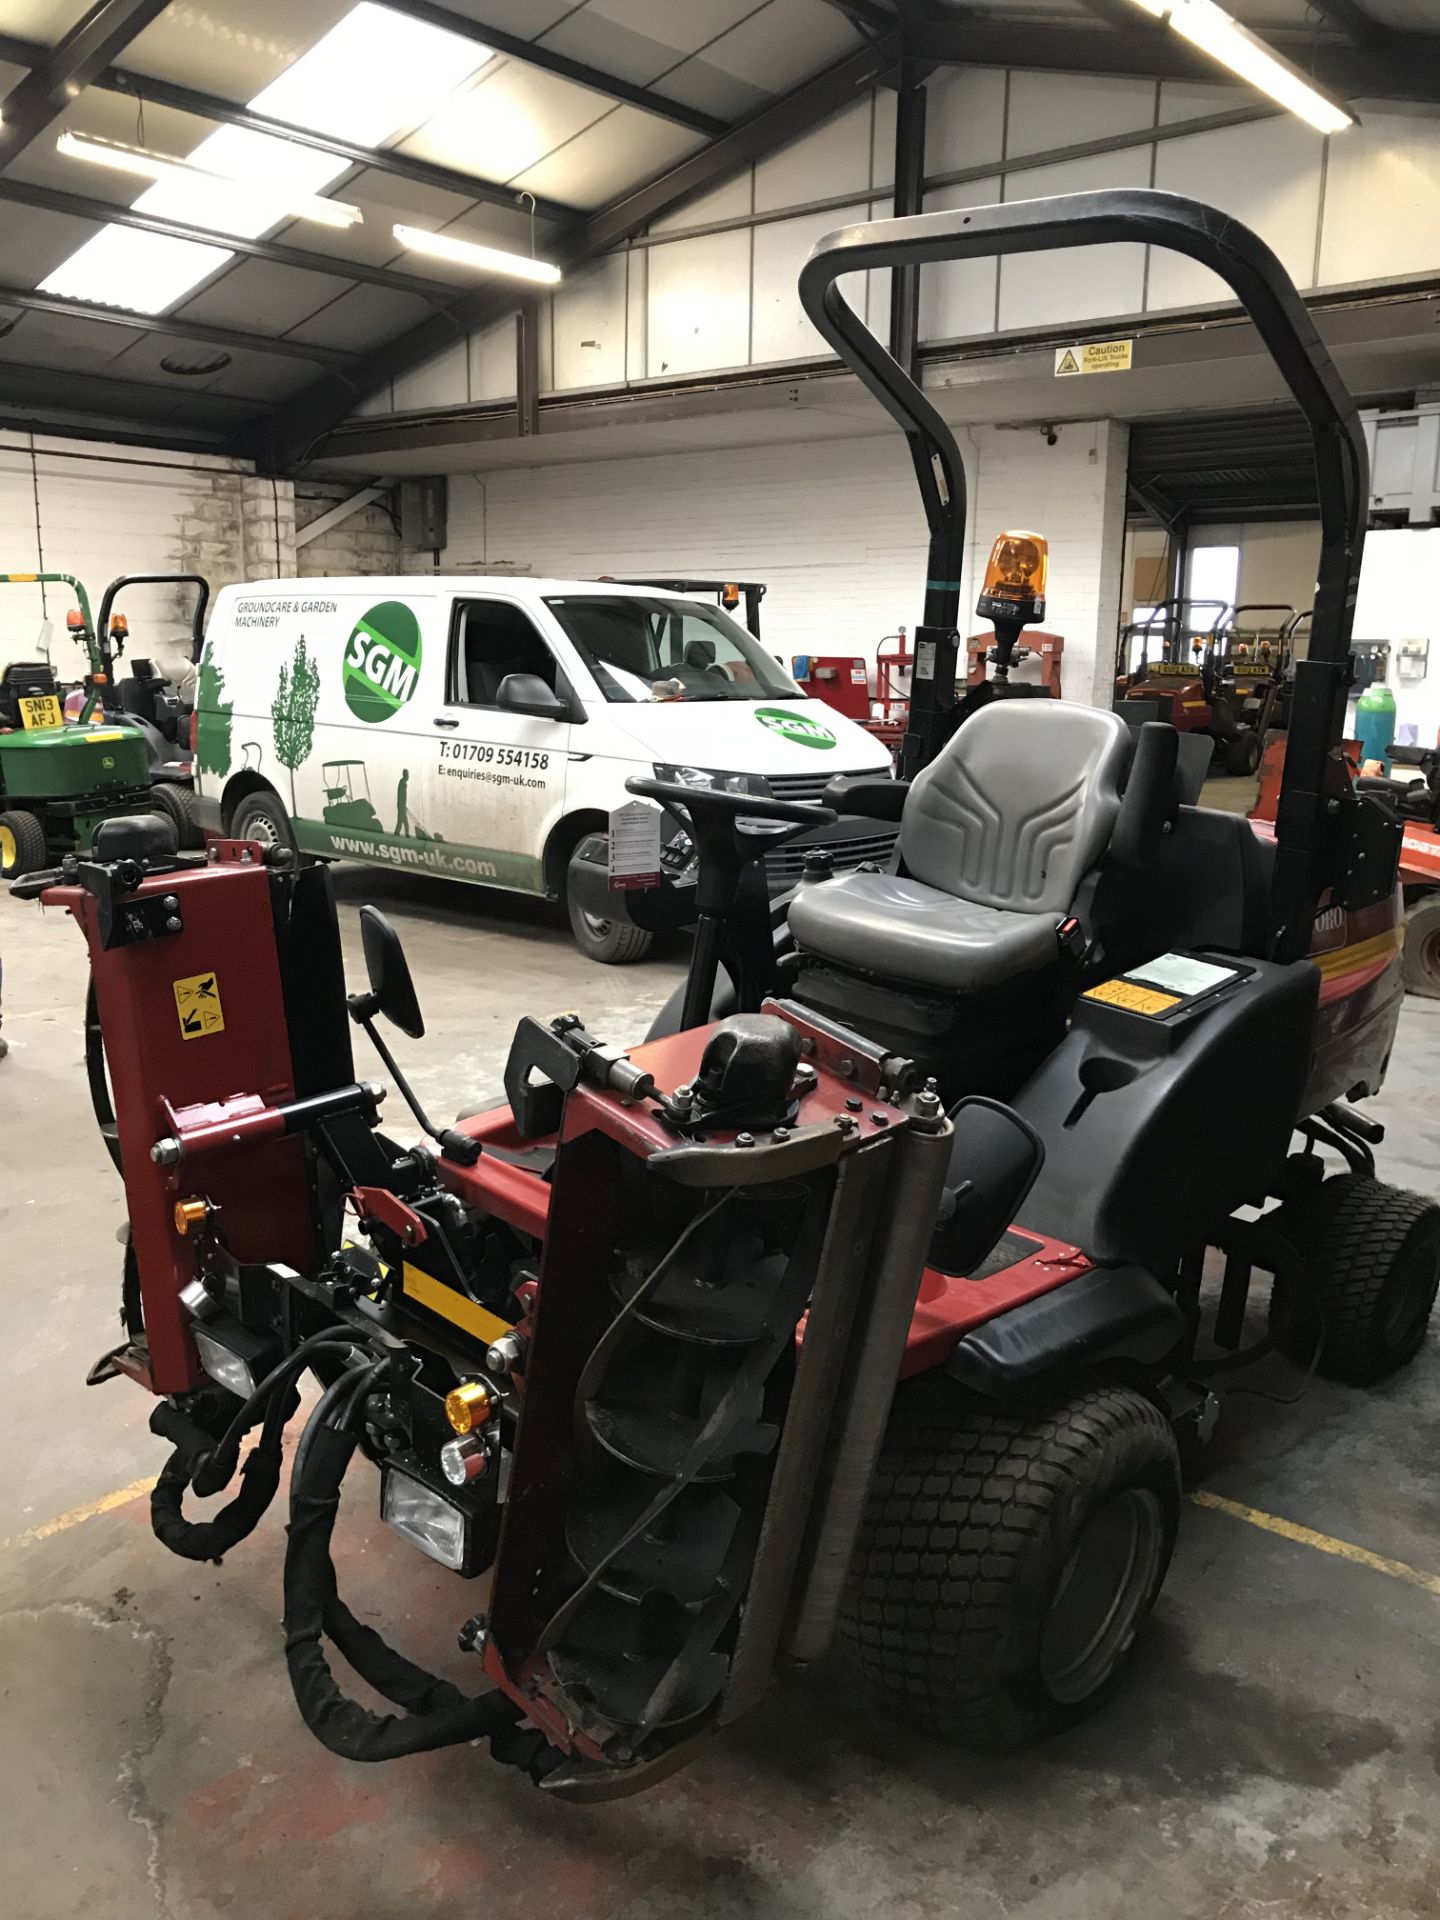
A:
433 716 458 728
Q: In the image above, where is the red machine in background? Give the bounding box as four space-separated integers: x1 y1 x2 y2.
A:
789 651 871 720
966 626 1064 698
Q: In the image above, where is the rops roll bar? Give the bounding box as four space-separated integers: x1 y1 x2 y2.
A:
797 189 1373 963
98 573 211 664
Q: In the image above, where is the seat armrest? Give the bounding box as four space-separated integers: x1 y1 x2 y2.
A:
823 775 909 821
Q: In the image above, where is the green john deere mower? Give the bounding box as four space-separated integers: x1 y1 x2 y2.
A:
0 571 179 878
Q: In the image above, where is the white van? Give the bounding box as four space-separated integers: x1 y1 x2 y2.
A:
193 577 894 960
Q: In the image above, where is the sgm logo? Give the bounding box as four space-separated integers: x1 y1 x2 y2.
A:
753 705 837 750
343 601 423 724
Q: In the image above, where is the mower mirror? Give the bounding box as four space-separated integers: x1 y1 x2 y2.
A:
497 672 568 721
359 906 424 1040
930 1096 1044 1276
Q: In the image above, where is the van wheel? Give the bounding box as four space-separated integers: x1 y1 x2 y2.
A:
230 788 297 855
566 878 653 964
0 809 47 877
149 783 204 850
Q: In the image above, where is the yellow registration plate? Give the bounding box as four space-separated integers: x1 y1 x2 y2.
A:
18 693 62 729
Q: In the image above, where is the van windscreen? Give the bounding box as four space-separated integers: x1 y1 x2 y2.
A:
544 595 800 703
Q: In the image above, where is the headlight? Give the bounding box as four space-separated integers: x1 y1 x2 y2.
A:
652 763 769 796
381 1465 472 1572
193 1329 259 1401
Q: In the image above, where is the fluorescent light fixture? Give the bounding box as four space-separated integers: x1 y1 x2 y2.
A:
57 130 362 228
1128 0 1354 134
39 2 493 314
394 224 562 285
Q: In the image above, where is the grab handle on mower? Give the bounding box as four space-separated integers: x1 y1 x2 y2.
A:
798 189 1372 965
798 191 1366 655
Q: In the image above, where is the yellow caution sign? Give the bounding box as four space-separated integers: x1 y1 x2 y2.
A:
173 971 225 1040
1055 339 1134 377
1084 978 1181 1016
18 694 62 729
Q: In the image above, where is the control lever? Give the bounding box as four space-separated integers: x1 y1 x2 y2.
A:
347 996 481 1167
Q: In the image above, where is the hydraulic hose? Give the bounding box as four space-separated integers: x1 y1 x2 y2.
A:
281 1359 549 1769
150 1333 361 1563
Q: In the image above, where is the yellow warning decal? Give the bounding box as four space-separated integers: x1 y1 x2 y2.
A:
82 730 126 742
1084 978 1181 1016
402 1261 513 1347
173 971 224 1040
1055 338 1133 377
18 694 62 729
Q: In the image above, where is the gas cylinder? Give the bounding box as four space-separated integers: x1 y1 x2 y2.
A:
1356 657 1397 775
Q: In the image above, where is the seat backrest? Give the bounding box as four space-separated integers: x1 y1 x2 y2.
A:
900 700 1131 913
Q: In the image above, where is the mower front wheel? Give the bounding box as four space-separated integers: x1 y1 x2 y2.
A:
0 808 47 878
150 782 204 850
841 1377 1180 1751
1271 1173 1440 1384
1224 731 1262 777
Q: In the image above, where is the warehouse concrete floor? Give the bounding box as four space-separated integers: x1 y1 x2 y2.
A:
3 848 1440 1920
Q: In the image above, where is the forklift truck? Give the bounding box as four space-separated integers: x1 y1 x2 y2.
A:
15 191 1432 1800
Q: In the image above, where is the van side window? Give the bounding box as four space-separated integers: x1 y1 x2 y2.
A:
448 599 559 706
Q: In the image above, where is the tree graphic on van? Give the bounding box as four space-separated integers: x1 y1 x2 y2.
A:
273 634 321 812
195 653 233 778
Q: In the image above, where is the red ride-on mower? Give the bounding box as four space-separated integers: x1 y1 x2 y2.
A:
17 191 1438 1797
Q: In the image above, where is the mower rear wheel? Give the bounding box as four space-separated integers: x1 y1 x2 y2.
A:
1270 1173 1440 1384
150 782 204 850
0 808 47 878
1402 895 1440 999
230 787 297 854
841 1377 1180 1751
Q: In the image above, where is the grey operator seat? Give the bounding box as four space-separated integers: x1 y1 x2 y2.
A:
788 700 1132 991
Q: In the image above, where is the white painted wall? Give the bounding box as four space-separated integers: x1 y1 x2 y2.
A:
1354 527 1440 748
0 435 400 684
430 418 1129 708
353 71 1440 421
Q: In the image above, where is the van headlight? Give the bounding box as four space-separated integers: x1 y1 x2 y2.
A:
653 764 769 797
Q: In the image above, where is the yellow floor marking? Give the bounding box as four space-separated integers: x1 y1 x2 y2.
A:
5 1477 153 1552
1192 1489 1440 1600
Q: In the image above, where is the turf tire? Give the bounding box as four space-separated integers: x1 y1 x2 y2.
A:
841 1376 1180 1751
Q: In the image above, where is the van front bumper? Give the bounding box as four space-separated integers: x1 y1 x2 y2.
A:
567 815 900 934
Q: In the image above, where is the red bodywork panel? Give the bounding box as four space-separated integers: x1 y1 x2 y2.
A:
45 848 316 1393
794 654 871 721
440 1023 1092 1378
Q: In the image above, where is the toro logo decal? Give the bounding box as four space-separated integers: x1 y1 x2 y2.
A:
343 601 423 724
754 705 836 750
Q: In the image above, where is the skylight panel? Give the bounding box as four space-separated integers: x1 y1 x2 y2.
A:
40 2 492 315
41 224 236 318
250 1 493 147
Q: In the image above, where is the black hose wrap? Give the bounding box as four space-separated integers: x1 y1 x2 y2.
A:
282 1406 529 1764
148 1335 362 1562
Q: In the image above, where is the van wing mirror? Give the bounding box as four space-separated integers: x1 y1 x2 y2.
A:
929 1096 1044 1276
358 905 424 1039
497 672 568 721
